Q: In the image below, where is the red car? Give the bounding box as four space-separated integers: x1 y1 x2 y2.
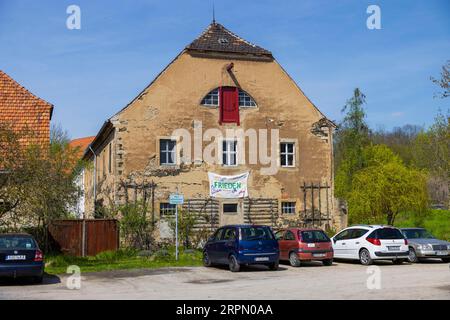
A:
275 228 333 267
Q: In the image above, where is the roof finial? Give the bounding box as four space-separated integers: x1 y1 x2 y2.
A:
212 2 216 24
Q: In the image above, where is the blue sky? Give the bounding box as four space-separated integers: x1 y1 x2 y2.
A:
0 0 449 139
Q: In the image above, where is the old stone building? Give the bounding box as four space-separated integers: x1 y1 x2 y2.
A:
83 22 346 233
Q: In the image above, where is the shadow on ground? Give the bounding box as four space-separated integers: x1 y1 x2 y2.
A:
0 273 60 287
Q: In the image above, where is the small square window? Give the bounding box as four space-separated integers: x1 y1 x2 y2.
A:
223 203 238 214
282 202 296 214
280 142 295 167
160 203 176 216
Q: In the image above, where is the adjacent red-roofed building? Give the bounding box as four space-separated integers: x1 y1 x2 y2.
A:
0 70 53 148
69 136 95 159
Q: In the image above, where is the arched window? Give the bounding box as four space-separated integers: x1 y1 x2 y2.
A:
201 87 257 108
238 90 257 107
201 88 219 106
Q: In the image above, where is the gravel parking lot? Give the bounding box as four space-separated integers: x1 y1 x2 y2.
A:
0 259 449 300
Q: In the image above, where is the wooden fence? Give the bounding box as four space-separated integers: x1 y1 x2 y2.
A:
48 219 119 257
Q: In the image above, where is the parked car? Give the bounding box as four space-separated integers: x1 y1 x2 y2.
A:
400 228 450 263
0 233 44 283
331 225 409 265
203 225 279 272
274 228 333 267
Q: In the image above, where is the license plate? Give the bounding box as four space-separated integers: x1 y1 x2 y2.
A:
436 251 447 256
255 257 269 262
313 253 326 257
388 246 400 251
5 255 26 261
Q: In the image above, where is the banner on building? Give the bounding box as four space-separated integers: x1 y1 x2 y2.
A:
208 172 249 198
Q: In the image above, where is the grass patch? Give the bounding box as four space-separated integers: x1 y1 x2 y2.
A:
394 209 450 241
45 247 203 275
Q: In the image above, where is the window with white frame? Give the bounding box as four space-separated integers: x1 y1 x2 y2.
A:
160 203 176 217
222 139 237 166
159 139 176 165
280 142 295 167
238 90 257 107
282 202 296 214
201 88 257 108
201 88 219 106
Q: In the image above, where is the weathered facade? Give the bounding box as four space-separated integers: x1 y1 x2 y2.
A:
83 22 346 234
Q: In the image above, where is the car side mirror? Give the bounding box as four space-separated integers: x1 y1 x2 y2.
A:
333 238 337 244
208 236 214 242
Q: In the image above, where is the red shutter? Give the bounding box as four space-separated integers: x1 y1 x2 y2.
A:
219 86 239 125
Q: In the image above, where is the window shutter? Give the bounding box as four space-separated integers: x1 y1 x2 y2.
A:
219 86 239 125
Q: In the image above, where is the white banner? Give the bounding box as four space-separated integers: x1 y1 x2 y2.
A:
208 172 249 198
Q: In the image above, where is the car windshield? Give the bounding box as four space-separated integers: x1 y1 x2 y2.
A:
0 236 36 249
240 227 274 241
300 230 330 243
376 228 404 239
402 229 435 239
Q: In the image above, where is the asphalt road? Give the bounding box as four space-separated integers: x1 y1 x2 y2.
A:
1 259 449 300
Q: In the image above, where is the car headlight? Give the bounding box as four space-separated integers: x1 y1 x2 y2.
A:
418 244 433 250
447 245 450 250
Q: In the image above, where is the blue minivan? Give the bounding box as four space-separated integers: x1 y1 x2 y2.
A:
203 225 279 272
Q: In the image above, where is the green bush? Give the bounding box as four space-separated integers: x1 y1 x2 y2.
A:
394 210 450 240
95 249 137 262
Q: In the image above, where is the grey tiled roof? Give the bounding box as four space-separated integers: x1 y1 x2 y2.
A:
186 22 272 56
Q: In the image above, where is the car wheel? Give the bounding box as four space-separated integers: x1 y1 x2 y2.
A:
289 252 301 267
268 261 279 271
441 258 450 263
229 255 240 272
393 259 406 265
359 249 373 265
323 259 333 266
408 247 418 263
203 251 212 267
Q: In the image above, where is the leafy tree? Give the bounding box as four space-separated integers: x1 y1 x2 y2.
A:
370 124 422 166
431 60 449 99
347 145 428 225
334 88 370 198
118 201 155 250
0 124 82 250
412 110 450 206
412 110 450 180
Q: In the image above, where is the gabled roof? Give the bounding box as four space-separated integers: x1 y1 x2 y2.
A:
69 136 95 159
186 22 272 57
0 70 53 145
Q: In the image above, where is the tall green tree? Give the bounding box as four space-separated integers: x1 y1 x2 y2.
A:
0 124 82 250
334 88 370 198
347 145 428 225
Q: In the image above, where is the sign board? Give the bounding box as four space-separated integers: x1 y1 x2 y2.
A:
208 172 249 198
169 194 184 205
